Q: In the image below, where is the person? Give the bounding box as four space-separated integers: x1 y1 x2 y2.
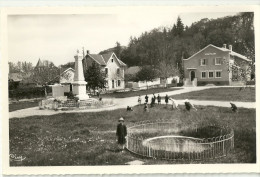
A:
138 95 141 105
230 102 237 112
157 94 161 105
169 98 179 110
151 96 155 107
184 99 197 111
145 94 149 104
144 103 149 112
116 117 127 152
126 106 133 111
165 94 169 106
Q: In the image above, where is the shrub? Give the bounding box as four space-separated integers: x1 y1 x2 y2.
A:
9 86 51 100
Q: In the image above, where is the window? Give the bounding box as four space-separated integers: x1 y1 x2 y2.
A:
117 68 120 75
118 80 121 87
111 59 114 63
215 57 222 65
105 68 108 75
208 71 214 78
216 71 222 78
200 58 207 66
201 71 206 78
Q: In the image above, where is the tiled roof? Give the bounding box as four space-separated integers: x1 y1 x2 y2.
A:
184 44 251 62
85 52 127 66
88 54 106 65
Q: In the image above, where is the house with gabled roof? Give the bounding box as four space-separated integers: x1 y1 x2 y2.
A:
83 51 127 90
183 44 252 86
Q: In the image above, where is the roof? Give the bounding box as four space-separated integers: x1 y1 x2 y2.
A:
8 73 23 82
61 67 75 75
35 59 52 68
85 52 127 66
184 44 251 62
125 66 141 75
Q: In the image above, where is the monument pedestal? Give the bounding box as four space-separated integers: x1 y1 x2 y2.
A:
72 51 89 100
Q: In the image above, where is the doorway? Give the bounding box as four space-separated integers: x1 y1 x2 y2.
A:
190 71 195 81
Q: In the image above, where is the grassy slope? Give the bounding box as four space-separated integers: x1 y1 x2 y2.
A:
171 87 255 102
10 105 256 166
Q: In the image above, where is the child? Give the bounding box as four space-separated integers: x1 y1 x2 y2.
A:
116 117 127 152
184 99 197 111
138 95 141 105
169 98 179 110
144 103 149 112
157 94 161 104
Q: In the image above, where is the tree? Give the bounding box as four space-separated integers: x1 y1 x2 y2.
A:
176 16 184 36
158 61 179 87
114 41 122 58
135 66 158 89
84 62 106 92
31 61 59 85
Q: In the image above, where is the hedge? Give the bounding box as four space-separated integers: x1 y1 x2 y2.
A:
9 86 52 100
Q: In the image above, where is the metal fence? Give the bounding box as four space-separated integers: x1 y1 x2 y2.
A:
126 120 234 161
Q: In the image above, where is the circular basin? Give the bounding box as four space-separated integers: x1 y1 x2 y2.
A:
142 135 212 153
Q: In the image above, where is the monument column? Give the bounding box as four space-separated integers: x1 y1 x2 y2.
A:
72 50 89 100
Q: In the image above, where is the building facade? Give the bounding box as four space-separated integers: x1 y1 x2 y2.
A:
83 51 126 90
183 44 252 86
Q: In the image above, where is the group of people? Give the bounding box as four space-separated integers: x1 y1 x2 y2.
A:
137 94 197 112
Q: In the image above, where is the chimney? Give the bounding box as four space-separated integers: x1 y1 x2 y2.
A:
86 50 89 55
229 45 232 51
223 44 227 48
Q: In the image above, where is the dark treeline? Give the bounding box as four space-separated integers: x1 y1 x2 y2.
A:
113 13 254 78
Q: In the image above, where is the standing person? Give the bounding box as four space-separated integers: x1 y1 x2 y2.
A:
165 94 169 107
151 96 155 107
157 94 161 105
145 94 149 104
138 95 142 105
116 117 127 152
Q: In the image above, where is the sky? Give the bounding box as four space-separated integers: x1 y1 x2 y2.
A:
8 11 238 66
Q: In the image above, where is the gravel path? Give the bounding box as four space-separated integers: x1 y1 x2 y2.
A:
9 86 255 119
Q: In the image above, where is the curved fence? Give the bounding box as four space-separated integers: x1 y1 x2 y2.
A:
126 120 234 161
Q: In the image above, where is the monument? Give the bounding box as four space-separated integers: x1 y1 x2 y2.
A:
72 50 89 100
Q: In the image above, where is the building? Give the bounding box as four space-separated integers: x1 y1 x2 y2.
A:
183 44 252 86
83 51 127 90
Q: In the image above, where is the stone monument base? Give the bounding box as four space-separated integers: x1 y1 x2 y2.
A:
75 94 89 100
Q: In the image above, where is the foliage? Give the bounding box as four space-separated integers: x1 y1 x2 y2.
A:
9 86 52 100
134 66 159 84
84 62 106 91
119 13 255 80
31 62 59 85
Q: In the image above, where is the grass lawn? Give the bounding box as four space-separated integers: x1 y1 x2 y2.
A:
171 87 255 102
100 87 182 98
9 101 39 112
10 104 256 166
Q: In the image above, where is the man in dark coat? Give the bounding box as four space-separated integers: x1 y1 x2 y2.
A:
116 117 127 151
145 94 149 104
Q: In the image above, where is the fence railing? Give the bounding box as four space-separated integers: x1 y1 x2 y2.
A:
126 120 234 161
